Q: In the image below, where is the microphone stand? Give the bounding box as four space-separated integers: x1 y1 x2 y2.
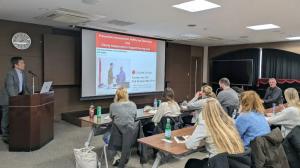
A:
31 75 35 95
28 71 38 95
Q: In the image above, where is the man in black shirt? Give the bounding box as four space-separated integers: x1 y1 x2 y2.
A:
263 78 283 108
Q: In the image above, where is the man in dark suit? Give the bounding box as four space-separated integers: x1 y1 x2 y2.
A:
0 57 31 143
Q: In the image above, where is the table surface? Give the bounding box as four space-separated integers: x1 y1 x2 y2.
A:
138 126 195 156
80 110 155 126
264 104 287 113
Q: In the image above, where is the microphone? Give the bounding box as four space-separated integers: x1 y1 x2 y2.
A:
216 88 221 95
28 70 38 77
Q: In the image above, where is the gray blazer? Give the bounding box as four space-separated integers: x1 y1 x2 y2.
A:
0 69 31 105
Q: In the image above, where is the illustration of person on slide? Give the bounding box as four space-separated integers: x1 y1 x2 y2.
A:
116 66 126 85
107 63 114 88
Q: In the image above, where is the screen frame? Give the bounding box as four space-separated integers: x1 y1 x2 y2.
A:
211 59 254 86
80 28 166 100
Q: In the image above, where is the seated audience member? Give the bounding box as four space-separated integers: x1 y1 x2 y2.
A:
108 87 137 166
186 85 216 123
185 98 244 168
263 78 283 108
231 86 244 98
217 78 239 116
267 88 300 137
109 87 137 128
236 91 271 148
152 87 181 124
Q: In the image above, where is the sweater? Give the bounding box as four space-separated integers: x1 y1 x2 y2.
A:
109 101 137 128
235 111 271 147
152 101 181 124
263 86 283 104
268 106 300 137
187 96 208 123
217 88 239 109
185 114 220 158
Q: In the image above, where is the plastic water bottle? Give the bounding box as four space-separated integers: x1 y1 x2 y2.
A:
232 109 237 119
96 106 102 118
272 103 276 116
165 118 172 140
153 98 158 109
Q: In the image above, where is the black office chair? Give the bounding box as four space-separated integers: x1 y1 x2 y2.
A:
224 105 239 119
154 116 184 134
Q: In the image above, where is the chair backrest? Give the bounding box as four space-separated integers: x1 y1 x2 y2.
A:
283 126 300 168
208 149 251 168
224 105 239 118
228 149 252 168
108 121 140 168
159 116 184 131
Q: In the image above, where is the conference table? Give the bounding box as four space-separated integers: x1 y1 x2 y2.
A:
80 109 155 147
138 126 196 168
264 104 286 114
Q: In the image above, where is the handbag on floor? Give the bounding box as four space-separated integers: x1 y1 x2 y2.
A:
74 146 98 168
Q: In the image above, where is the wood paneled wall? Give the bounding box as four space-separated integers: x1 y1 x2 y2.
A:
0 19 204 119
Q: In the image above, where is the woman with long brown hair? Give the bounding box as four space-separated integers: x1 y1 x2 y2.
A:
152 87 181 124
185 98 244 167
268 88 300 137
235 91 270 148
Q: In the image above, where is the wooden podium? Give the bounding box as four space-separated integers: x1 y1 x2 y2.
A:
8 92 54 151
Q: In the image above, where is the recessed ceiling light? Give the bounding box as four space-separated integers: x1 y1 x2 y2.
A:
286 36 300 40
181 34 201 39
173 0 221 12
247 24 280 30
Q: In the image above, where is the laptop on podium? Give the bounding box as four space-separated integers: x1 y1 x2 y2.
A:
40 81 53 94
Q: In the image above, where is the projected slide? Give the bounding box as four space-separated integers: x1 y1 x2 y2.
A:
95 32 157 95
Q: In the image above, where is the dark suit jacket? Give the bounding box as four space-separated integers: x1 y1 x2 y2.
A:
0 69 31 105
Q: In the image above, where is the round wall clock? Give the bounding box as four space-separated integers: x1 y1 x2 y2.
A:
12 32 31 50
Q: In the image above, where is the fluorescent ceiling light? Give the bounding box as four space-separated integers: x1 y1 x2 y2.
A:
286 36 300 40
247 24 280 30
181 34 201 38
173 0 220 12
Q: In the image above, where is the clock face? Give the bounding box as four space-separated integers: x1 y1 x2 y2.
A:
12 32 31 50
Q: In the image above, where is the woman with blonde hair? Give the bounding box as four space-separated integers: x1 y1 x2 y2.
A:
186 85 217 123
108 87 137 166
268 88 300 137
109 87 137 128
235 91 270 147
185 98 244 167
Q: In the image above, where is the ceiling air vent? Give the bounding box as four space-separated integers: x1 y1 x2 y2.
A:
206 36 223 41
35 8 104 24
106 20 135 26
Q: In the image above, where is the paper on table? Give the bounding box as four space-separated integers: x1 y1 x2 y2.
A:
104 116 111 120
148 110 157 114
161 138 173 143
